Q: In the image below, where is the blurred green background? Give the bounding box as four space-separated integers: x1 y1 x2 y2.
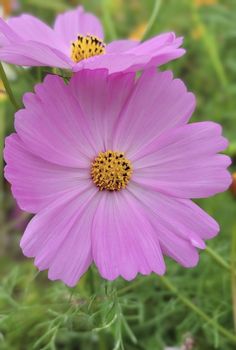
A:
0 0 236 349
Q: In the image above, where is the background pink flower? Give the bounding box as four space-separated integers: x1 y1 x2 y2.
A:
0 6 184 73
4 68 231 287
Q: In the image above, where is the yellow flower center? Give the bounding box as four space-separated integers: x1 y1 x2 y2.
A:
91 150 133 191
71 34 106 63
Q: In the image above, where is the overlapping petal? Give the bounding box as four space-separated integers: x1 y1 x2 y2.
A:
131 122 231 198
106 40 139 53
0 5 184 72
7 14 63 49
72 33 184 74
113 68 195 156
4 134 91 213
54 6 104 49
69 69 135 150
14 74 97 167
92 190 165 280
4 68 231 286
0 40 71 67
21 187 98 287
127 183 220 266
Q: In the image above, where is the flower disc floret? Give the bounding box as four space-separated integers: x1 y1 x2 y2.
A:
71 34 106 63
91 150 132 191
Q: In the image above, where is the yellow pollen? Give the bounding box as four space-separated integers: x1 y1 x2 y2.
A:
71 34 106 63
91 150 133 191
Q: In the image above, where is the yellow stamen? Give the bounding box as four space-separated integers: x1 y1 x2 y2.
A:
91 150 133 191
71 34 106 63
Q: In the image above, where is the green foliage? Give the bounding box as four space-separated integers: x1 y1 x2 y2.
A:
0 0 236 349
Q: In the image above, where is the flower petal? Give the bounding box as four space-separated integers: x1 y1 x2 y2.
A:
126 32 185 67
4 134 91 213
7 14 65 50
0 40 71 68
127 32 182 55
0 17 21 44
20 187 98 287
132 122 232 198
54 5 104 49
106 40 139 53
73 33 184 73
69 69 135 150
72 52 149 74
92 190 166 281
15 75 97 167
112 68 195 156
128 182 219 258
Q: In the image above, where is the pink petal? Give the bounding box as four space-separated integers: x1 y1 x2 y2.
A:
4 134 91 213
21 187 98 287
69 69 135 150
0 17 21 44
128 182 219 257
15 75 97 167
72 52 150 74
73 32 184 73
138 33 185 69
112 68 195 156
106 40 139 53
54 6 104 49
130 34 185 69
7 14 65 51
128 32 183 54
92 191 166 281
0 40 71 68
132 122 232 198
0 16 69 67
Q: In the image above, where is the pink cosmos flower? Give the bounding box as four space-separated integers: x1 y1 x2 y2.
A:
4 68 231 287
0 6 184 73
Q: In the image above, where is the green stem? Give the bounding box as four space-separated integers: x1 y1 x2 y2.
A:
118 275 155 295
0 62 19 111
88 266 95 295
191 1 228 87
205 246 236 277
160 276 236 343
231 226 236 332
101 0 117 41
141 0 162 41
